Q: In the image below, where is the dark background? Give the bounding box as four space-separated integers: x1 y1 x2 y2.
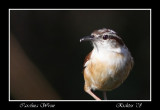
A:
10 10 150 100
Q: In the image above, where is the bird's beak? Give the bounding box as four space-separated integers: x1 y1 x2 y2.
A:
80 35 94 43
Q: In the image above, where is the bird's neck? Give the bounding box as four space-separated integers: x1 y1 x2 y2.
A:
91 45 127 62
93 44 124 54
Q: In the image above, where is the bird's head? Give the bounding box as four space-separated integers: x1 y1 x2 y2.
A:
80 28 124 50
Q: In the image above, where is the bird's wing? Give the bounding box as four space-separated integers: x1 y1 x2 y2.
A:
84 50 92 67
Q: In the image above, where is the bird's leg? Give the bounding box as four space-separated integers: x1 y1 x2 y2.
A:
84 87 101 100
103 91 107 100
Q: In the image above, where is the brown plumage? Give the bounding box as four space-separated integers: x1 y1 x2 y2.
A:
80 28 134 100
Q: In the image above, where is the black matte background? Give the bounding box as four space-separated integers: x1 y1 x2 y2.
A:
10 10 150 100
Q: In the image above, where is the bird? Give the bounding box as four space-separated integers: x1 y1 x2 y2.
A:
80 28 134 100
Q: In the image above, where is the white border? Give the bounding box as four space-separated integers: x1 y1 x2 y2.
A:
9 9 11 101
150 9 152 101
9 8 150 10
9 8 151 102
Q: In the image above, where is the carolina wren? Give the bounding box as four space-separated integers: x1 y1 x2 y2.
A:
80 28 134 100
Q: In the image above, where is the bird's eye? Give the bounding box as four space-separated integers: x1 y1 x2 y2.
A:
103 35 108 40
91 35 94 38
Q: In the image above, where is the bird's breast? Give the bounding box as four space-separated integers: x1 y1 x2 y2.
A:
84 51 132 91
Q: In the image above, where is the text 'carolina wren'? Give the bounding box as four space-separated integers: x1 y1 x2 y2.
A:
80 28 134 100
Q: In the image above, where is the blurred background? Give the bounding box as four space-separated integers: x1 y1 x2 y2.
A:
10 9 150 100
